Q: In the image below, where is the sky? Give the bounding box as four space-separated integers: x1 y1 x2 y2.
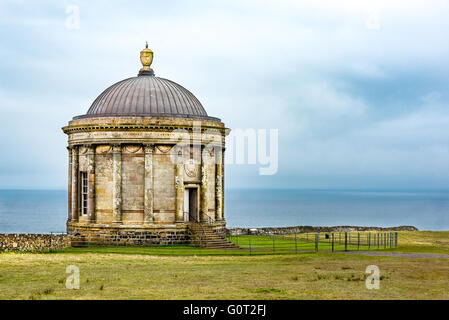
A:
0 0 449 189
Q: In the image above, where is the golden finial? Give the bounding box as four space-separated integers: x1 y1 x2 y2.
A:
139 41 154 76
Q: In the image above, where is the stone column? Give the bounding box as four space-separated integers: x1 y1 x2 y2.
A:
112 144 122 225
175 163 184 222
87 145 96 223
144 144 154 224
221 148 225 220
71 146 79 222
200 148 208 222
215 148 223 221
67 147 72 222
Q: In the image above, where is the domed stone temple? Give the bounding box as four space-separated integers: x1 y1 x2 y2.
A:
63 44 228 245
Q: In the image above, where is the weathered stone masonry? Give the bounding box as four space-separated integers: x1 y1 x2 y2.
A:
0 234 70 252
62 45 229 245
64 122 227 244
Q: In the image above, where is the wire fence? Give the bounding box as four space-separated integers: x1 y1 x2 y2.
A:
228 231 398 254
60 230 398 256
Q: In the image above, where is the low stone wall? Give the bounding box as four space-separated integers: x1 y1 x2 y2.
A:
0 234 70 252
68 224 191 246
67 221 227 246
227 225 418 236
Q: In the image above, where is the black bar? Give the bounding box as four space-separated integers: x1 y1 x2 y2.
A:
344 232 348 251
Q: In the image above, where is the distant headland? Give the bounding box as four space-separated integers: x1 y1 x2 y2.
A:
227 225 418 235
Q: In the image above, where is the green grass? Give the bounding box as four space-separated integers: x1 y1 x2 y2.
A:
1 250 449 299
228 233 393 253
0 231 447 299
57 232 396 256
62 245 250 256
385 231 449 255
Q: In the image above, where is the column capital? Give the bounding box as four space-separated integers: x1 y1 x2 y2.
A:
213 146 223 164
71 147 79 163
112 144 122 153
86 144 96 154
143 144 154 154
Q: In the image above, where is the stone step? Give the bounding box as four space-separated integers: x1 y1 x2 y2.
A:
199 236 230 241
188 223 240 249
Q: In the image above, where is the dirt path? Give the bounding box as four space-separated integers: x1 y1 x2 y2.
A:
345 251 449 258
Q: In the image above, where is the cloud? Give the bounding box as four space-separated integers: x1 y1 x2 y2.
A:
0 1 448 189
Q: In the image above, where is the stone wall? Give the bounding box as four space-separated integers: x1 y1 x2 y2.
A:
0 234 70 252
68 221 227 246
122 147 145 224
95 148 113 224
68 225 190 246
227 225 418 236
153 147 176 221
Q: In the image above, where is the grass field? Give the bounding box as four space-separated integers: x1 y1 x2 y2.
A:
385 231 449 254
0 231 448 299
60 232 396 256
227 232 395 253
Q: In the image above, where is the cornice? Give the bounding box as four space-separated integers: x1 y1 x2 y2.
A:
62 123 230 136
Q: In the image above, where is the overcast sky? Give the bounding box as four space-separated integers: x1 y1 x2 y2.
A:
0 0 449 189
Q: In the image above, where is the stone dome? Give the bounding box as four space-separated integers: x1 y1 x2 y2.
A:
74 43 219 121
74 76 219 120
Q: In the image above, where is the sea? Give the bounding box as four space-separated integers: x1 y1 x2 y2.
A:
0 189 448 233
